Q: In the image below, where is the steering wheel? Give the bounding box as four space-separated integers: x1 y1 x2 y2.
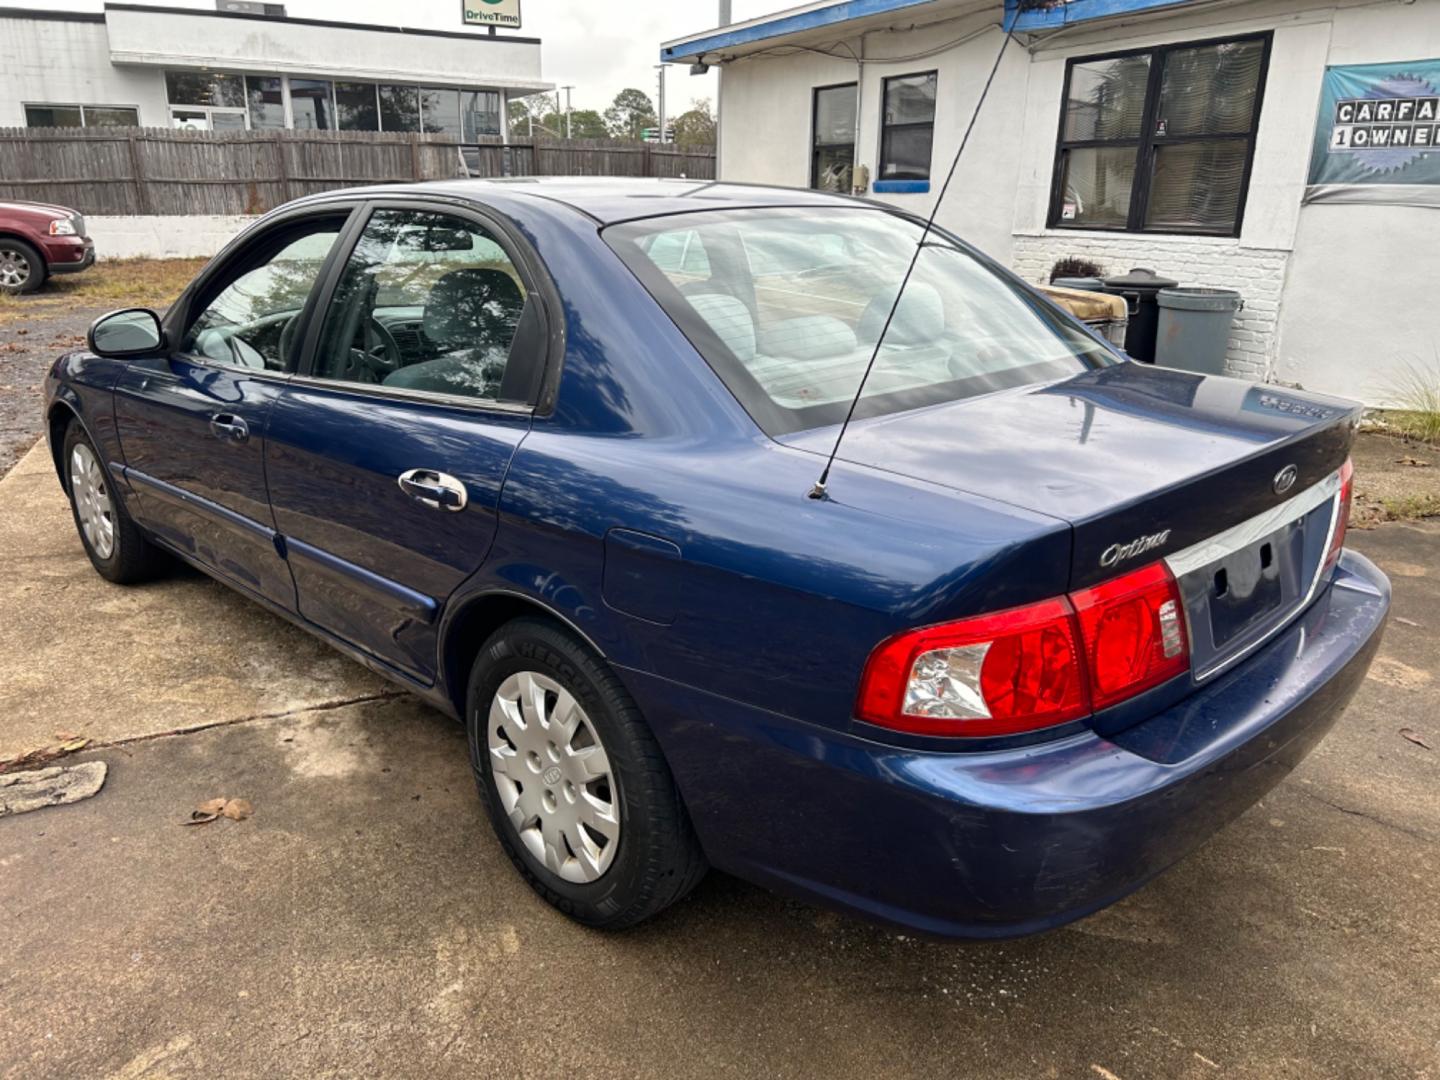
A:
278 313 303 370
353 316 403 381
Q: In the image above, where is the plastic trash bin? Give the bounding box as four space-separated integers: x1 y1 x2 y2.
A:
1052 276 1104 291
1155 287 1243 375
1100 267 1179 363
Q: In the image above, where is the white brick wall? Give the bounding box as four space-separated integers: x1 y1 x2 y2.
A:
1010 234 1290 382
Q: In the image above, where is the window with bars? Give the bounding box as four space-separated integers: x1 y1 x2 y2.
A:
1049 33 1271 236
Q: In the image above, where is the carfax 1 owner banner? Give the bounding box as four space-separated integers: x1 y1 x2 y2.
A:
1305 59 1440 206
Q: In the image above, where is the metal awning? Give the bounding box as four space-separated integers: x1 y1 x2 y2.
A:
661 0 1200 63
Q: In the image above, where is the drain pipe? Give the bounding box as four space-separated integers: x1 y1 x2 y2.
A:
717 0 731 180
852 32 867 195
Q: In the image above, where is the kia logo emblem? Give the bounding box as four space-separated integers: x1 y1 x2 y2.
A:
1273 465 1298 496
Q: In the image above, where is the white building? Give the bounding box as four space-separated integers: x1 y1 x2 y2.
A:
0 3 550 138
663 0 1440 405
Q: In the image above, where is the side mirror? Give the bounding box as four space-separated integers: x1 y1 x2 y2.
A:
88 308 165 358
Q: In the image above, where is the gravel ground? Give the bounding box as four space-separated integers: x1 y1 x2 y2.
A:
0 309 91 475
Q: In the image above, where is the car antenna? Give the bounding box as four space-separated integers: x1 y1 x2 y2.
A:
808 24 1015 500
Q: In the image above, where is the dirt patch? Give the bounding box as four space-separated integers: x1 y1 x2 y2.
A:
0 258 202 475
1351 430 1440 527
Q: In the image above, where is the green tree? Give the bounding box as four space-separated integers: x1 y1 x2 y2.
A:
567 109 608 139
671 98 716 147
604 88 657 140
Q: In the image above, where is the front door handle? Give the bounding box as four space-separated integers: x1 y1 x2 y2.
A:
209 413 249 443
397 468 468 512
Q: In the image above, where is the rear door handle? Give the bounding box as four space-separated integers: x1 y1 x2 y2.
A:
397 468 468 512
209 413 249 443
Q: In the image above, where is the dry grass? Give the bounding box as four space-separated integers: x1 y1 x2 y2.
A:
1378 493 1440 522
1378 360 1440 445
0 257 208 326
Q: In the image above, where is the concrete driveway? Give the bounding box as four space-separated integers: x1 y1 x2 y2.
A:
1 441 1438 1080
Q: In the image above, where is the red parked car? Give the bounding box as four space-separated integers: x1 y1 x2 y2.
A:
0 200 95 295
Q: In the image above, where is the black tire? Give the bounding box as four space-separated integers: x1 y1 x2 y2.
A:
467 617 707 929
0 237 46 295
61 420 169 584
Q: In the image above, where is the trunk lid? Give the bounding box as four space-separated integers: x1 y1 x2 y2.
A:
779 364 1360 594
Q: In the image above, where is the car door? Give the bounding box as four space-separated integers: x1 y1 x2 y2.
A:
263 201 551 681
112 206 356 609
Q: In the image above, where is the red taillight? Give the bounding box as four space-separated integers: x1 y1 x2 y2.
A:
855 597 1087 737
856 561 1191 738
1071 561 1188 710
1323 458 1354 575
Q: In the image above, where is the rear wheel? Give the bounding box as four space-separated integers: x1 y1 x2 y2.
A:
0 238 45 295
62 421 168 584
467 617 706 928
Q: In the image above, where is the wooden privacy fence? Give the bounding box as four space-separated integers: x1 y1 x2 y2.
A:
0 127 716 217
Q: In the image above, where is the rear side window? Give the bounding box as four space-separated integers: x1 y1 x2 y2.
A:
605 207 1114 435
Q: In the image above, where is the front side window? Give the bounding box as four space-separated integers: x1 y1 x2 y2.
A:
607 208 1113 435
879 71 937 182
811 83 857 192
1051 34 1270 234
311 209 528 403
182 217 346 371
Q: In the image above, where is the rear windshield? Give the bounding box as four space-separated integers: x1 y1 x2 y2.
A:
605 207 1115 435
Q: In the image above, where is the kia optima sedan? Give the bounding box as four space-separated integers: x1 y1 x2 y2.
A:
43 179 1389 937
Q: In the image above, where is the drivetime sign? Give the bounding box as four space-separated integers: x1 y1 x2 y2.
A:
463 0 521 29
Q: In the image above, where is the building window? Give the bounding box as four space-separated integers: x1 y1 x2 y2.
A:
878 71 937 182
810 83 856 192
1050 34 1270 236
247 76 286 130
461 90 502 139
25 104 139 128
420 87 462 134
336 82 379 131
166 72 245 109
379 85 421 132
290 79 335 130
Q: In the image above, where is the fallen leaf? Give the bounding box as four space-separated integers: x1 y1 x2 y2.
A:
57 738 89 752
1396 457 1432 468
1399 728 1432 750
180 811 219 826
221 798 253 821
196 797 227 815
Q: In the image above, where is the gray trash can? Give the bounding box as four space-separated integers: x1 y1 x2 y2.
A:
1155 287 1243 375
1052 275 1104 291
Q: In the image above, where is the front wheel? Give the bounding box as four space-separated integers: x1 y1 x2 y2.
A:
62 421 169 584
0 238 45 295
467 617 706 929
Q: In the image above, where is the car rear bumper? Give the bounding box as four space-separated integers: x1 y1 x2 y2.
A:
624 550 1389 938
44 236 95 274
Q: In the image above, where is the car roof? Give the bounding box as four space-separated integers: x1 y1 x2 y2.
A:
297 177 872 227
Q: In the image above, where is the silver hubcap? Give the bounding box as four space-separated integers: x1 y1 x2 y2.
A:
487 670 620 883
0 248 31 288
69 444 115 559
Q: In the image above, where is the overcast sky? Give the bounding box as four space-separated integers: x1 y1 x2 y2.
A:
23 0 787 115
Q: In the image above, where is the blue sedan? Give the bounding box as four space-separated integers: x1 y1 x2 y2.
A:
44 179 1389 937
